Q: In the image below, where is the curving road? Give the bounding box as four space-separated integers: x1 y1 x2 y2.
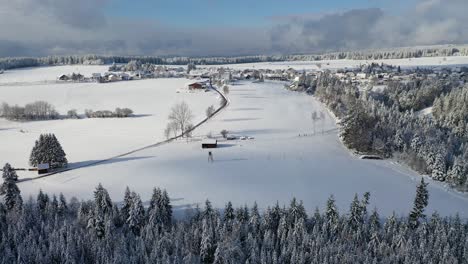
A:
18 85 229 183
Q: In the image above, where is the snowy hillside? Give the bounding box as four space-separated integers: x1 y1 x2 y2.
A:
206 56 468 71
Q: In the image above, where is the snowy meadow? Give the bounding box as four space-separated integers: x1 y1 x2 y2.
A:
0 65 465 217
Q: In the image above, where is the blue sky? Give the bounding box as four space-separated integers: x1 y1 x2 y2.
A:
1 0 465 57
108 0 407 27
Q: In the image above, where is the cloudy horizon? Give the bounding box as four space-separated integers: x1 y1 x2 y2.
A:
1 0 467 57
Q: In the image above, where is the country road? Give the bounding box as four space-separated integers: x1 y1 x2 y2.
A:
18 85 229 183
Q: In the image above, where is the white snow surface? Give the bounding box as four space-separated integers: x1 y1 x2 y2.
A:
205 56 468 71
0 65 109 83
0 65 220 176
0 70 463 217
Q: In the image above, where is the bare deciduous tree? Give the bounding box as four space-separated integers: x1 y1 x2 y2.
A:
168 102 193 136
206 105 216 118
311 111 318 134
223 85 230 94
220 129 229 138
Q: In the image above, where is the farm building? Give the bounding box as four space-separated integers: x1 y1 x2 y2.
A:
107 74 120 82
92 73 102 79
58 74 70 81
188 82 207 90
37 163 50 174
202 139 217 149
120 73 131 80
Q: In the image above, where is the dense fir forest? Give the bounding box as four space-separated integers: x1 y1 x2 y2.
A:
1 44 468 70
308 71 468 192
0 162 467 264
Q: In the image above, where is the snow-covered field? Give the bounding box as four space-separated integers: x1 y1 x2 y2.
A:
0 65 109 83
4 71 465 217
206 56 468 71
0 66 220 177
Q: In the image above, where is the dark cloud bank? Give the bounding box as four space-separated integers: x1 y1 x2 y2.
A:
0 0 467 57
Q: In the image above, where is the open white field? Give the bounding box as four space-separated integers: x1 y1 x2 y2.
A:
206 56 468 71
0 65 109 84
0 66 220 178
17 80 468 217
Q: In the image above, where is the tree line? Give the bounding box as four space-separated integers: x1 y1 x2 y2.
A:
0 101 134 121
2 44 468 70
0 101 59 121
1 164 466 263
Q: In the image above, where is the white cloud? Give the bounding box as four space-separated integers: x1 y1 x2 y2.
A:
0 0 467 57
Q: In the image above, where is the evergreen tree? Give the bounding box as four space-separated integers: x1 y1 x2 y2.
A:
147 187 172 229
58 193 67 216
0 163 22 210
409 178 429 228
127 192 145 235
326 195 339 226
37 189 49 211
448 158 466 187
224 201 235 221
160 189 172 226
348 194 362 230
121 186 132 223
29 134 68 169
91 183 113 238
200 218 216 264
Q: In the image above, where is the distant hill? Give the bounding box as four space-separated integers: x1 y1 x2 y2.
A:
2 44 468 70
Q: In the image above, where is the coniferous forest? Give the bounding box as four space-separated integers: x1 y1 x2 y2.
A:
0 163 467 264
310 71 468 192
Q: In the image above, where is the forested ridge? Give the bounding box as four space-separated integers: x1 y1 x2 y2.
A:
2 44 468 70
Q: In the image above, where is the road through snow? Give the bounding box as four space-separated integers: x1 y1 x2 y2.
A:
17 85 228 183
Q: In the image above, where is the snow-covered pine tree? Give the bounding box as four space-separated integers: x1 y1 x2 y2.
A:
58 193 67 216
29 134 67 169
121 186 132 223
224 201 235 221
431 153 446 181
348 194 362 230
49 134 67 168
147 187 172 229
325 195 339 231
37 189 49 211
200 218 216 264
448 157 466 187
409 178 429 228
91 183 113 238
0 163 21 210
288 198 307 227
127 192 145 235
160 189 172 226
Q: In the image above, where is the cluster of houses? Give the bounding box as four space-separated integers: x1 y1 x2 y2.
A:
193 63 468 96
330 64 468 86
57 61 468 94
58 73 85 82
